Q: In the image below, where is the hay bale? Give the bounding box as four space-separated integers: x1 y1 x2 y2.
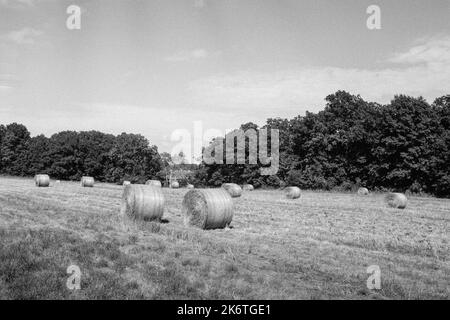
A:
221 183 242 198
182 189 233 229
120 185 165 221
146 180 162 188
81 176 94 187
186 184 194 189
385 193 407 209
35 174 50 187
123 181 131 186
243 184 254 191
358 187 369 195
285 186 301 199
170 181 180 189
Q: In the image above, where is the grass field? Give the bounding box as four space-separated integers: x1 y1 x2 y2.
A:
0 176 448 300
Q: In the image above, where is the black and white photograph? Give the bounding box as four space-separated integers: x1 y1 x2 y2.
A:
0 0 449 305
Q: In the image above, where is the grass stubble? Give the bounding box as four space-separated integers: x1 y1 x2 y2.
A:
0 176 448 300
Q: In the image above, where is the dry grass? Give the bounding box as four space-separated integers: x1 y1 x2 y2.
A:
0 176 448 299
182 189 233 230
120 185 165 222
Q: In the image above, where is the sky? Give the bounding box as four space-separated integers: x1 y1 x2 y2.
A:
1 0 450 156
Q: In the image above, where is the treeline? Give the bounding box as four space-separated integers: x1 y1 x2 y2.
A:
192 91 450 197
2 90 449 197
0 125 162 184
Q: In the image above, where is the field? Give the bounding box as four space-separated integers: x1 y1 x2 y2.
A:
0 176 448 300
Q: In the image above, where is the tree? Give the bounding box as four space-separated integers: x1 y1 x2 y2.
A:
24 135 52 175
48 131 80 179
77 131 115 180
0 123 30 175
105 133 161 183
0 124 6 171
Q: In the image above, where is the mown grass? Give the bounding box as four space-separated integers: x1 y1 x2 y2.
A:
0 176 448 299
0 227 143 299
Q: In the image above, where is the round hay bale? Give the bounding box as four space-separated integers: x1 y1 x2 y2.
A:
35 174 50 187
123 181 131 186
243 184 254 191
182 189 233 230
120 185 165 221
385 193 407 209
357 187 369 195
221 183 242 198
171 181 180 189
146 179 162 188
285 186 301 199
186 184 194 189
81 176 94 187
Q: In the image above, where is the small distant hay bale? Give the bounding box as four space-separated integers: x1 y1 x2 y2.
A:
243 184 254 191
385 193 407 209
186 184 194 189
358 187 369 195
35 174 50 187
221 183 242 198
120 185 165 221
55 180 61 184
146 180 162 188
171 181 180 189
81 176 95 187
182 189 233 230
285 186 301 199
123 181 131 186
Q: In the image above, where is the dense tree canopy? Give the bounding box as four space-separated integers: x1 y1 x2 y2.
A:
1 91 449 197
192 91 450 197
0 126 162 184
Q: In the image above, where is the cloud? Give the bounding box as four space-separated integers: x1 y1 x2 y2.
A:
0 0 35 8
188 36 450 117
0 85 13 91
194 0 206 8
388 36 450 65
164 49 220 62
2 28 43 45
0 74 17 93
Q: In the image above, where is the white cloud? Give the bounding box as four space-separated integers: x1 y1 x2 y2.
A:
194 0 206 8
0 0 35 8
164 49 219 62
188 36 450 116
2 28 43 45
389 36 450 65
0 85 13 92
0 73 16 93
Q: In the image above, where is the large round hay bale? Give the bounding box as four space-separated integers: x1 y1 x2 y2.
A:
81 176 94 187
120 185 165 221
385 193 407 209
285 186 301 199
186 184 194 189
182 189 233 230
146 180 162 188
221 183 242 198
35 174 50 187
171 181 180 189
243 184 254 191
123 181 131 186
358 187 369 195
